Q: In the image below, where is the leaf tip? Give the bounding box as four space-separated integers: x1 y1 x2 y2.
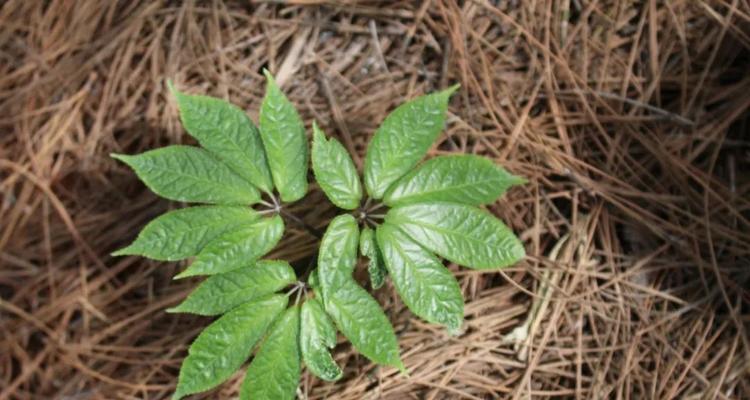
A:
447 322 463 337
315 361 344 382
110 246 133 257
395 360 409 376
444 83 461 96
167 80 189 107
173 270 193 280
312 121 325 142
511 174 528 186
262 68 275 83
110 153 129 163
170 387 186 400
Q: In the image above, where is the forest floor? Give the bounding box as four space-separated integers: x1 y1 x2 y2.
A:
1 1 749 399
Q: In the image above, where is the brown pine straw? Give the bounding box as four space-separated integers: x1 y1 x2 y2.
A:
1 1 749 399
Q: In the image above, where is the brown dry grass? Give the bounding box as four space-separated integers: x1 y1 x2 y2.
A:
1 1 749 399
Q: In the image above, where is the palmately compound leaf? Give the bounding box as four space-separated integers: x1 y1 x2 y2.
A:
363 85 458 199
383 155 525 207
172 295 287 400
259 70 308 202
311 122 362 210
175 215 284 279
112 206 259 261
112 145 259 205
385 202 525 269
170 85 274 193
376 224 463 332
323 280 403 370
317 214 359 295
300 299 342 381
240 306 301 400
359 227 387 289
168 260 296 315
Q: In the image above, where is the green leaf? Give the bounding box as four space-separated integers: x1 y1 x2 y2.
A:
240 306 301 400
300 299 342 381
176 215 284 279
112 206 259 261
172 295 287 400
311 122 362 210
170 86 274 193
363 85 458 199
317 214 359 294
386 203 525 269
383 155 525 207
308 269 321 293
259 70 308 202
307 271 326 305
168 260 296 315
376 224 463 332
323 280 403 369
359 227 387 289
112 146 259 205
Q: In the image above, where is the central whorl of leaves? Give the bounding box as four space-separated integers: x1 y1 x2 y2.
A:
112 74 525 400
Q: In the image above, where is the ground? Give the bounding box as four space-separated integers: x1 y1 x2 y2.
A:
1 1 748 399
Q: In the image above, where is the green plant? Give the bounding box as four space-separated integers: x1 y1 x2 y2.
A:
112 73 525 399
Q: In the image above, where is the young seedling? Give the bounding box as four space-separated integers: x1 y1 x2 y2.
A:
112 75 525 400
